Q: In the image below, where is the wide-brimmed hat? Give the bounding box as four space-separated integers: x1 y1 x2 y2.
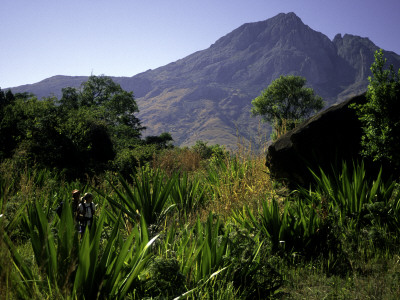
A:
72 189 80 195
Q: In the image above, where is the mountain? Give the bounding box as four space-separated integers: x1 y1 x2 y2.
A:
9 12 400 149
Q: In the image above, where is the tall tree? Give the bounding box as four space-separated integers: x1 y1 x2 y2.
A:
58 87 79 111
75 75 145 147
251 75 324 138
0 88 5 110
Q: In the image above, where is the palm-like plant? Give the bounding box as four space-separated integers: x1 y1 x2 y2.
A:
103 167 176 227
233 198 290 249
233 197 324 253
308 161 400 228
170 172 207 221
4 193 158 299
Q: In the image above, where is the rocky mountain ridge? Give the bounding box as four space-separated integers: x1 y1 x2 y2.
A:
8 12 400 148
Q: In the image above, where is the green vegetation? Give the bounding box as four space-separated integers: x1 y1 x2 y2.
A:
1 64 400 298
352 49 400 169
251 75 324 139
0 75 170 180
1 149 400 299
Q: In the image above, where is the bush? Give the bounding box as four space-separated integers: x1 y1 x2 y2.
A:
111 144 158 179
141 257 185 298
352 49 400 169
192 140 227 161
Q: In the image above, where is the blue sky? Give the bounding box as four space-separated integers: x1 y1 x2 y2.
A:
1 0 399 88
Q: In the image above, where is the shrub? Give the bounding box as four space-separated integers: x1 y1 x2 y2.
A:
111 144 158 179
352 49 400 169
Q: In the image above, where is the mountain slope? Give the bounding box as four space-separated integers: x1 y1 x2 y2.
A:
9 12 400 148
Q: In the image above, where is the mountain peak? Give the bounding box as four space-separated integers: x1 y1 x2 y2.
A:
9 13 400 148
273 12 303 23
210 12 308 52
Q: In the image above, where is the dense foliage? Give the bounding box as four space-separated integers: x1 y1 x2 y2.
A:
352 49 400 169
2 58 400 298
0 76 171 180
251 75 324 139
1 154 400 299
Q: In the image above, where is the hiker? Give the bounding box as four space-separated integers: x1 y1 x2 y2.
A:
71 189 81 218
71 189 81 229
77 192 96 234
56 189 81 223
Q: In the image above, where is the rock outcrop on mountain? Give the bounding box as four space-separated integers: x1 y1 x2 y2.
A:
9 13 400 148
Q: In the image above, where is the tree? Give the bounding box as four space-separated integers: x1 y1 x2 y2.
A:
352 49 400 168
74 75 145 147
0 88 5 110
58 87 79 111
0 82 118 178
0 89 15 111
0 93 69 167
145 132 174 149
0 76 173 179
251 75 324 137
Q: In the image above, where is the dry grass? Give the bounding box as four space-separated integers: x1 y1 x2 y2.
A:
206 154 271 216
152 147 203 176
199 138 281 220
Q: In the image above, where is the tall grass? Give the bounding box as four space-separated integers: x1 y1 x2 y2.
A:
1 153 400 299
204 150 272 217
151 147 202 176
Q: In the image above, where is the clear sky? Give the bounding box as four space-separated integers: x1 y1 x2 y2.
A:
1 0 399 88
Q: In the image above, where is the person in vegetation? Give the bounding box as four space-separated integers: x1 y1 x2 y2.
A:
77 192 96 234
56 189 81 223
71 189 80 216
71 189 82 230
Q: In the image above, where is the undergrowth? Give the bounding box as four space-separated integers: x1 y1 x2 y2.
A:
1 144 400 299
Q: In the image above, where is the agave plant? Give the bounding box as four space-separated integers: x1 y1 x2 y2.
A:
193 213 229 283
233 198 290 249
308 161 400 229
157 212 230 288
102 167 176 228
74 214 158 299
170 172 207 221
233 196 326 254
4 192 158 299
175 213 229 285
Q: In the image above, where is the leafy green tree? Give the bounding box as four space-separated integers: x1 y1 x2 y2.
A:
0 76 172 179
0 89 19 158
57 75 149 177
62 75 145 149
251 75 324 137
145 132 174 150
58 87 79 111
192 140 226 161
0 88 8 123
0 93 67 167
0 88 16 119
58 106 115 176
352 49 400 168
0 88 6 110
0 88 115 178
